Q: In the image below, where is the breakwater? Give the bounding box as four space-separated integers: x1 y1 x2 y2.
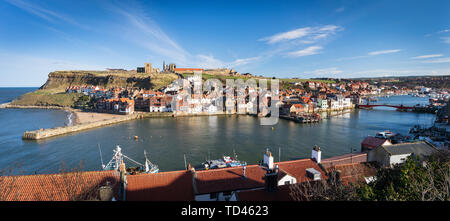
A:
0 103 68 110
22 112 173 140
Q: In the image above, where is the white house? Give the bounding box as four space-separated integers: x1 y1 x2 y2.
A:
367 142 438 167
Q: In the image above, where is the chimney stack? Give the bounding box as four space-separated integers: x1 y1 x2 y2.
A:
264 164 279 192
263 149 274 170
312 145 322 163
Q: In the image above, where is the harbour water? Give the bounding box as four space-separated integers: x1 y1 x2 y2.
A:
0 88 435 174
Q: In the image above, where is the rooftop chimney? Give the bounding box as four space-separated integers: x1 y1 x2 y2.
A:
264 165 279 192
263 149 274 170
312 145 322 163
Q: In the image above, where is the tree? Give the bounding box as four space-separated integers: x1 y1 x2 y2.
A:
359 151 450 201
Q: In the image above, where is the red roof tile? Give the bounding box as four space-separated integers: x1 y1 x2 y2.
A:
126 170 194 201
326 163 377 185
321 153 367 168
361 137 391 149
174 68 204 71
194 159 327 195
195 165 266 194
0 170 120 201
276 159 328 182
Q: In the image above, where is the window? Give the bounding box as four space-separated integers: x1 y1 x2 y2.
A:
285 181 290 185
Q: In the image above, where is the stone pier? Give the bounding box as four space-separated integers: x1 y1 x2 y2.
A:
22 112 172 140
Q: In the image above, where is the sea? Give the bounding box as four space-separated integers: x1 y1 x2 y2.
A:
0 88 435 175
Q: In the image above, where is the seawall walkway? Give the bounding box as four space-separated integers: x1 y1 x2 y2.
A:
22 112 172 140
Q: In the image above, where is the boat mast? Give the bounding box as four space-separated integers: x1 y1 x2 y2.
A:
98 143 105 170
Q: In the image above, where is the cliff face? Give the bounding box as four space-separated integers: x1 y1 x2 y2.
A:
40 71 156 90
10 71 179 107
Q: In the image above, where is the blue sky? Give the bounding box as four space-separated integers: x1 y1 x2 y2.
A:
0 0 449 86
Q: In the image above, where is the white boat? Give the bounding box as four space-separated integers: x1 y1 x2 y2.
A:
100 145 159 174
375 131 395 139
203 151 247 170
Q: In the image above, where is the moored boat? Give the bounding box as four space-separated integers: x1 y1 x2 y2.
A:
100 145 159 174
203 151 247 170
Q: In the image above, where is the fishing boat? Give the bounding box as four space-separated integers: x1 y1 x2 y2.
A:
375 131 396 139
203 151 247 170
100 145 159 174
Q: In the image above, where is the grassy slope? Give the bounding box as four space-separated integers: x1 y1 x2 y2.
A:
13 71 335 107
11 89 83 107
12 71 178 107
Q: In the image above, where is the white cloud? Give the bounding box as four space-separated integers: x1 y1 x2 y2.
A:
411 54 444 59
287 46 323 57
441 37 450 44
421 57 450 63
5 0 89 29
368 49 401 56
228 56 262 67
260 25 342 44
308 67 343 76
261 27 312 44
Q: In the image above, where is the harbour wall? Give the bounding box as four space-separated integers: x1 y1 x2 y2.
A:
22 112 172 140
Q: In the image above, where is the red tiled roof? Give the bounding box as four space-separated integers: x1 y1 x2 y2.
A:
174 68 204 71
195 165 266 194
126 170 194 201
326 163 377 185
276 159 328 182
0 170 120 201
361 137 391 149
194 159 327 195
321 153 367 169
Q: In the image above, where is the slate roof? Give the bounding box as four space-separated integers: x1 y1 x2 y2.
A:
382 141 437 156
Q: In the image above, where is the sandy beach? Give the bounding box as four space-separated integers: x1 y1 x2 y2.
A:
73 111 123 124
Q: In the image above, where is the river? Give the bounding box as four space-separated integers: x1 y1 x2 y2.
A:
0 88 435 174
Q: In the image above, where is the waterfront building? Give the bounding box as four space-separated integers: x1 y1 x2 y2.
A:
290 103 305 116
317 98 328 110
149 96 172 112
367 142 438 168
134 97 150 111
96 98 135 115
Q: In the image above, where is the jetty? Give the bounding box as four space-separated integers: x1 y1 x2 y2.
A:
280 114 321 123
22 112 172 140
